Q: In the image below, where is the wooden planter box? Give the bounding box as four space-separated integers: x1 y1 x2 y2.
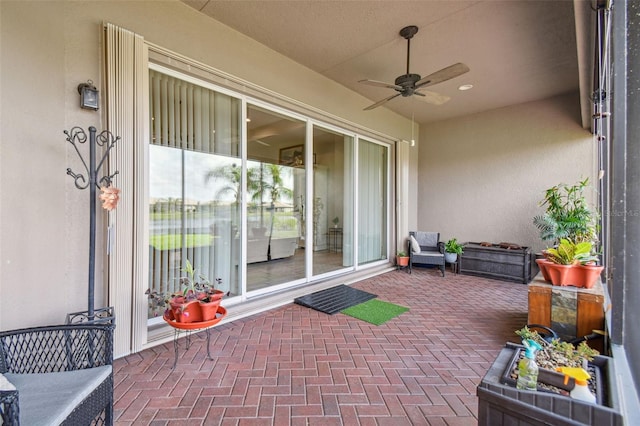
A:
528 275 605 352
477 343 623 426
459 242 532 284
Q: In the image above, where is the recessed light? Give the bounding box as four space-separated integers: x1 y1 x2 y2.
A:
458 84 473 91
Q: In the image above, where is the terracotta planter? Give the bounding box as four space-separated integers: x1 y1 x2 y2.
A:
535 259 604 289
396 256 409 267
198 290 225 321
535 258 552 282
169 297 202 323
575 264 605 289
542 262 574 286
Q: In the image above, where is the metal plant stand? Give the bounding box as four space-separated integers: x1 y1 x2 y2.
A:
65 126 119 323
163 306 227 369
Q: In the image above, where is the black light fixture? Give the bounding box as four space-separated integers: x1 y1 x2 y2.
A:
77 80 99 110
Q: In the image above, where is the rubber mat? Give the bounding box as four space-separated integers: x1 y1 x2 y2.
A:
294 284 377 315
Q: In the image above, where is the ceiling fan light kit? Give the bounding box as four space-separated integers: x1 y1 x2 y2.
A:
360 25 470 110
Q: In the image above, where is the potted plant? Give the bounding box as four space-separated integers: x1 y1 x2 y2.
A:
478 326 622 425
332 216 340 228
147 260 225 323
533 178 598 246
396 250 409 267
444 238 464 263
536 239 603 288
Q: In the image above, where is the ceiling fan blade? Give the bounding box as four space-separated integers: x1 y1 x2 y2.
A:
415 63 470 89
358 79 402 91
364 93 402 110
413 90 451 106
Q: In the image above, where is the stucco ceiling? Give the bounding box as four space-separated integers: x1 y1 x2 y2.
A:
182 0 593 126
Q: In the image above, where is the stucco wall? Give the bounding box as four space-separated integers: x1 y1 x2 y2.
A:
0 0 413 330
417 91 596 254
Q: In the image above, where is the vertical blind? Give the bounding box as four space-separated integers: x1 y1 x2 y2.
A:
148 70 240 314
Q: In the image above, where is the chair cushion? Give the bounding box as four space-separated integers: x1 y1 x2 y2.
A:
413 231 439 248
413 251 444 262
5 366 111 426
410 236 421 254
0 372 16 391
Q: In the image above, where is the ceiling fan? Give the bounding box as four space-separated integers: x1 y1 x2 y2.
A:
360 25 470 111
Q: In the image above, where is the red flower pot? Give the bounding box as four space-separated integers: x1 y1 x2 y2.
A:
575 264 604 289
537 261 604 289
199 290 225 321
535 259 552 283
397 256 409 267
543 262 574 286
170 297 202 323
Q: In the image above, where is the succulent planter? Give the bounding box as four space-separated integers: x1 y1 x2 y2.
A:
535 259 604 289
477 342 623 426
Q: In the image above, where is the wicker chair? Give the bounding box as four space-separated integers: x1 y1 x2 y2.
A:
0 323 114 425
408 231 446 276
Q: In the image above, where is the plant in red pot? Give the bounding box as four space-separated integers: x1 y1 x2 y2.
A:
170 260 226 323
540 239 603 288
195 277 226 321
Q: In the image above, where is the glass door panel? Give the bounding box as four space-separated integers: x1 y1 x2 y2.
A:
357 139 388 265
312 126 354 276
148 70 241 319
246 105 306 291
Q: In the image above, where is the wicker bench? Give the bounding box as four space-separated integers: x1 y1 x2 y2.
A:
0 323 114 425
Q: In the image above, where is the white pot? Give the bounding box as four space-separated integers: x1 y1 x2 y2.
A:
444 252 458 263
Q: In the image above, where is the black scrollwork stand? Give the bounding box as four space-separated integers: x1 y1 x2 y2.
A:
64 126 119 324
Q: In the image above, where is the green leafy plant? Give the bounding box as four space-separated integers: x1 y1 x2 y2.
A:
533 178 598 245
544 238 596 265
397 250 408 257
515 326 600 365
444 238 464 255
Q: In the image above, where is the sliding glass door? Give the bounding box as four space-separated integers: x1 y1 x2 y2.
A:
246 105 306 292
358 139 388 265
146 68 391 318
312 126 354 275
148 70 241 318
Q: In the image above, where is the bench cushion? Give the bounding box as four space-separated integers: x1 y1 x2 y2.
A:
5 366 111 426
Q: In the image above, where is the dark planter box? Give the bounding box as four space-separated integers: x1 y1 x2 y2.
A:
477 342 623 426
460 242 532 283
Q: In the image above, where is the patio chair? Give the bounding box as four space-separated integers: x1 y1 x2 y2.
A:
408 231 446 276
0 323 114 425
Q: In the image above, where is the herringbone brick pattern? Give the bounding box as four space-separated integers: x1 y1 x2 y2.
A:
114 268 529 425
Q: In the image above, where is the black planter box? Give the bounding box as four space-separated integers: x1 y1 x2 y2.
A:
460 242 532 284
477 343 623 426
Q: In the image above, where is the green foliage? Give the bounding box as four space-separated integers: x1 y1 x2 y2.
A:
397 250 408 257
515 326 600 364
444 238 464 255
533 178 598 245
544 238 595 265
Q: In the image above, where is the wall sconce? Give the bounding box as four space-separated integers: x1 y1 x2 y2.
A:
77 80 99 111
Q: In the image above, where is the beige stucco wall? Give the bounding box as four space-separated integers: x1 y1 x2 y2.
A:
417 91 596 254
0 0 413 330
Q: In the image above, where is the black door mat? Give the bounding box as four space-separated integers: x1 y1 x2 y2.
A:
294 284 377 315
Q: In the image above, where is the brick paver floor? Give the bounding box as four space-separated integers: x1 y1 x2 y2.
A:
114 268 529 425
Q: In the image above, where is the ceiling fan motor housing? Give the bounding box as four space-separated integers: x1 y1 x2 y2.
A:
395 73 421 96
